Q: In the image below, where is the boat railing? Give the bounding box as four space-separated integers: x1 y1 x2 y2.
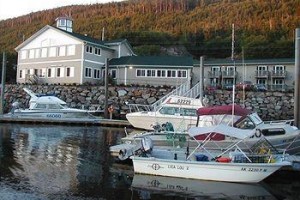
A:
151 80 191 109
127 81 191 113
263 119 294 125
182 82 201 98
127 103 153 113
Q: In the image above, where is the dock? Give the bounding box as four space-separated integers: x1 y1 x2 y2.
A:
0 115 132 128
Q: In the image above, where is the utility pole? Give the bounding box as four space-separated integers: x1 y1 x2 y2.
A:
0 52 6 115
199 56 204 104
104 58 109 119
294 28 300 128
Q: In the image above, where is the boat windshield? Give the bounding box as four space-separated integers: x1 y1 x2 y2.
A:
234 116 256 130
159 107 197 116
34 103 65 110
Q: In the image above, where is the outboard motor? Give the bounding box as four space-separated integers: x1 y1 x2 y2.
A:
11 102 20 114
151 122 161 132
141 136 153 153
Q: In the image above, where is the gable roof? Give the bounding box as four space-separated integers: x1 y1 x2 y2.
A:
109 56 193 68
15 25 133 53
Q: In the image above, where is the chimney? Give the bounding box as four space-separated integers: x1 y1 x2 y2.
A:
55 16 73 32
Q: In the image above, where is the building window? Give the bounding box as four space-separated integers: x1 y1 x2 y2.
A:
49 47 57 57
47 68 55 78
93 69 101 79
57 68 61 77
58 46 66 56
93 69 97 79
29 49 35 59
60 19 66 26
67 45 75 56
167 70 176 78
47 68 52 78
41 48 47 58
66 67 74 77
157 70 166 77
20 50 27 59
94 47 101 55
19 70 23 78
110 69 116 79
136 69 146 77
177 70 187 78
147 69 156 77
38 68 46 78
85 67 92 78
257 79 266 85
86 45 93 54
35 49 40 58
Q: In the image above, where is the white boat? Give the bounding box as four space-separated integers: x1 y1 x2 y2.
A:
110 105 300 160
126 95 204 131
4 88 100 121
132 124 291 183
132 174 277 199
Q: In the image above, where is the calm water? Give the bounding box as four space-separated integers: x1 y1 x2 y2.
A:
0 123 299 200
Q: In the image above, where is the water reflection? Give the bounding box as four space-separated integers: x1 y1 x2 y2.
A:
131 174 278 200
0 123 126 199
0 123 299 199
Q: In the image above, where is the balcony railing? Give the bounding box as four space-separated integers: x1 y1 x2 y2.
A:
222 71 237 78
271 70 286 78
208 71 222 78
255 70 269 78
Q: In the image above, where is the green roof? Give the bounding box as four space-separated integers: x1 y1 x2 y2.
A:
53 26 129 51
110 56 193 67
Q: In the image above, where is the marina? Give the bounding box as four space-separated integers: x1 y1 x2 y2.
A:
0 123 299 199
0 1 300 199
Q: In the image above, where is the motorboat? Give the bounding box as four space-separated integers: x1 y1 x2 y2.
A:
4 88 100 121
126 95 204 131
132 124 291 183
132 174 277 199
110 105 300 160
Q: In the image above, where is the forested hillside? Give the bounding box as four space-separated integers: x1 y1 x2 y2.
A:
0 0 300 81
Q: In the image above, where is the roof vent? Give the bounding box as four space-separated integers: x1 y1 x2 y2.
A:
55 16 73 33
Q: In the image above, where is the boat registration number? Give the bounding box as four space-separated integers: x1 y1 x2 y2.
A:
168 164 189 170
177 99 191 105
46 114 62 118
241 167 267 172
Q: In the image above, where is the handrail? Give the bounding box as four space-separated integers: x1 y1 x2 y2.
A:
126 80 191 113
182 82 201 98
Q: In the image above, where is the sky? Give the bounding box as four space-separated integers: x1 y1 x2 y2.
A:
0 0 124 20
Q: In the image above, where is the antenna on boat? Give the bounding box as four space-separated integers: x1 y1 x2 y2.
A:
231 23 236 127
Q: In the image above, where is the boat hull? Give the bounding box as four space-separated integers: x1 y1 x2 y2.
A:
7 110 97 119
132 156 290 183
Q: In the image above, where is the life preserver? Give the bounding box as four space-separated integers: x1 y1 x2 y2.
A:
108 106 114 113
255 129 262 138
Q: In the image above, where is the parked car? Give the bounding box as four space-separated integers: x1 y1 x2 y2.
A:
254 84 267 92
236 81 253 91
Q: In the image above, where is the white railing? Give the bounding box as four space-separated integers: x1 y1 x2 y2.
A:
127 80 191 113
182 82 201 98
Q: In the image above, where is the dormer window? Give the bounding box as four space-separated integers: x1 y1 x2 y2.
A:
59 19 66 26
55 16 73 32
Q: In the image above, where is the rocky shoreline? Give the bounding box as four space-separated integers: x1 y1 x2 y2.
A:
2 84 294 121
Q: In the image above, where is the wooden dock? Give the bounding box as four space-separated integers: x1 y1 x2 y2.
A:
0 115 132 128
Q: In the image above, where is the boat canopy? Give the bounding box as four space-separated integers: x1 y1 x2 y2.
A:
188 124 255 140
197 105 252 117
